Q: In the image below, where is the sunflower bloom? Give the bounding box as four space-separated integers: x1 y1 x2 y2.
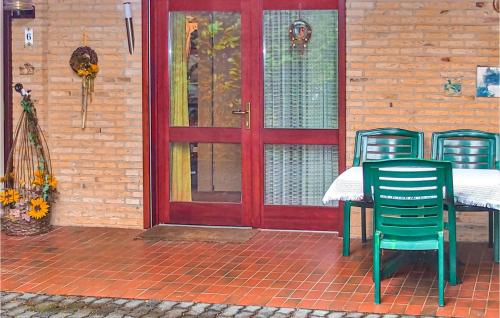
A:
28 198 50 219
8 189 20 203
0 190 8 205
0 189 20 205
48 175 58 188
32 170 46 186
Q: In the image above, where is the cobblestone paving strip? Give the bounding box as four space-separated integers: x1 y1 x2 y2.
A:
0 292 438 318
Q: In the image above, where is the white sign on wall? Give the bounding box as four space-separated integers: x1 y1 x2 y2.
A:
25 27 34 47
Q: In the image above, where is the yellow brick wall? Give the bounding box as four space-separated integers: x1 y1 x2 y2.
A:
9 0 499 235
11 0 143 228
346 0 499 160
346 0 499 240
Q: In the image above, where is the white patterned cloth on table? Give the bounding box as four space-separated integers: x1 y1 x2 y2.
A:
323 167 500 211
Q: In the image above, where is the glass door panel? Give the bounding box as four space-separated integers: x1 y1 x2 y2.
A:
263 10 338 129
170 142 241 203
264 144 338 206
169 12 242 128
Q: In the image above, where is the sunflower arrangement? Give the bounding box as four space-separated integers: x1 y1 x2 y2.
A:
69 46 99 128
1 84 57 235
1 170 56 221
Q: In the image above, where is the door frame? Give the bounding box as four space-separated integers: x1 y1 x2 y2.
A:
3 11 13 173
143 0 346 231
145 0 254 227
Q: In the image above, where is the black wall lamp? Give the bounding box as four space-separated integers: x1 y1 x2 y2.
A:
3 0 35 19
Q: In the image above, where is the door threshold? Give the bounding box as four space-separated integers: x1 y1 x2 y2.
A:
261 228 339 234
158 224 253 230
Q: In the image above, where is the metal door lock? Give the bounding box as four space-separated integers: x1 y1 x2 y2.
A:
231 102 251 129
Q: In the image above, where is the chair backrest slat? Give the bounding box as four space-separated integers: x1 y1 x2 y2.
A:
367 138 413 146
354 128 424 166
366 145 414 154
363 159 453 238
379 205 441 215
443 147 490 156
364 153 415 161
431 129 499 169
443 139 490 147
442 154 490 166
450 163 489 169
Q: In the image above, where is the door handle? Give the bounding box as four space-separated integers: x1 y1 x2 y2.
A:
231 102 250 129
231 110 248 115
245 101 250 129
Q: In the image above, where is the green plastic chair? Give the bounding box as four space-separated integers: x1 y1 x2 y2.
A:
363 159 455 307
343 128 424 256
431 129 499 258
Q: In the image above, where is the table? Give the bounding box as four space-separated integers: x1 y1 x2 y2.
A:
323 167 500 210
323 167 500 284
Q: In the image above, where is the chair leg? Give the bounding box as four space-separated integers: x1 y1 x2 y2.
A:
361 206 367 243
448 208 458 285
438 232 445 307
488 210 494 248
343 201 352 257
374 231 381 304
494 210 499 263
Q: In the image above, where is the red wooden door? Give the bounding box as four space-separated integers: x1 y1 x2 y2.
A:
150 0 345 231
253 0 346 231
163 0 253 226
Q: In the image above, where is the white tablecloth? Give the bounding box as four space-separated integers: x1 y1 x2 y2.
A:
322 167 500 210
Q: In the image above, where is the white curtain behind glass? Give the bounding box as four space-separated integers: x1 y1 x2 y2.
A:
265 145 338 206
263 10 339 206
263 10 338 129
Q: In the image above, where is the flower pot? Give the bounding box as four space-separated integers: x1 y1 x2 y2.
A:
1 216 52 236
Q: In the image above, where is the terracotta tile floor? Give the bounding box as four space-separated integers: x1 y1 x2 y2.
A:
1 226 498 317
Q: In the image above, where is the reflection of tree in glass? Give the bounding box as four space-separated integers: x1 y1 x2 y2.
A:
196 14 241 109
